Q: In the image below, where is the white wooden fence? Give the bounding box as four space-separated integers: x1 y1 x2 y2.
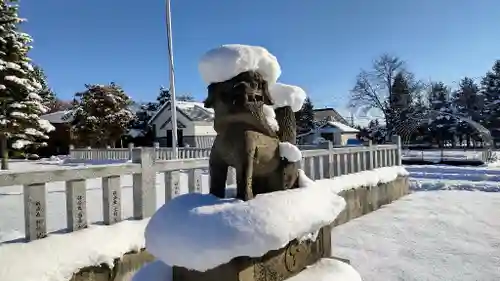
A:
0 137 402 242
68 143 334 161
69 143 211 160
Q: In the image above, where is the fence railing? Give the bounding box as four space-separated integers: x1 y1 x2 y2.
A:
0 136 402 242
69 142 335 161
69 144 211 160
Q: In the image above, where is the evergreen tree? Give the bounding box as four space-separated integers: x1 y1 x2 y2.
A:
480 60 500 130
156 86 170 106
428 82 454 147
0 1 55 169
129 101 157 141
366 119 386 143
451 77 481 146
295 97 315 134
411 93 431 143
30 64 56 111
387 72 413 137
70 83 135 147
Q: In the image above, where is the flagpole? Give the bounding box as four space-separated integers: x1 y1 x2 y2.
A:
165 0 178 159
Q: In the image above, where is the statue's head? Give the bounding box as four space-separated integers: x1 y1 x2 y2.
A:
204 70 276 133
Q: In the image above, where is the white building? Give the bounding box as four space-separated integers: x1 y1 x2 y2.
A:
149 101 216 148
297 107 359 146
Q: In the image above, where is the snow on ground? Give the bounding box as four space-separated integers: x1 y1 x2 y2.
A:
331 191 500 281
0 165 405 281
402 149 485 161
406 164 500 192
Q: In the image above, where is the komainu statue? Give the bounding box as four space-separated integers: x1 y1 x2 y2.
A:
203 69 300 201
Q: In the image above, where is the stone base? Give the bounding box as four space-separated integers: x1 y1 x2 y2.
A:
70 250 155 281
172 225 332 281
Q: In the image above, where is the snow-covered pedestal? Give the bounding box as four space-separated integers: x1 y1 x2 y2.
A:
141 170 362 281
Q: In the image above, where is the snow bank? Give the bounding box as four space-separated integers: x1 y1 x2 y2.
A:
269 82 307 112
0 220 148 281
314 166 409 194
331 191 500 280
144 172 346 272
288 258 362 281
198 44 281 85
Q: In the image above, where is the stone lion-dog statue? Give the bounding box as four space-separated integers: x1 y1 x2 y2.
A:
203 70 300 201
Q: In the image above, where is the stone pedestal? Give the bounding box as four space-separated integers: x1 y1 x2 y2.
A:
172 225 331 281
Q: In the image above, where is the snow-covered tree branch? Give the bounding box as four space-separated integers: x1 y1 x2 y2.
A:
70 82 135 147
0 0 55 169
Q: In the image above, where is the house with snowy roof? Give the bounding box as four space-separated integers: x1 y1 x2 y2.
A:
297 107 359 145
313 107 349 124
148 100 216 148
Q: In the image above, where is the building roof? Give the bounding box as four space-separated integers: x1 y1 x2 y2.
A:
321 121 359 133
40 110 74 124
149 100 214 124
313 107 348 125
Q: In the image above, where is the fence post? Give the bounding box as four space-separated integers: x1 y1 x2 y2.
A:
69 144 74 158
132 147 157 219
66 179 87 231
154 142 160 160
128 143 134 160
324 141 333 178
392 135 402 166
24 183 47 241
367 140 374 170
102 176 122 225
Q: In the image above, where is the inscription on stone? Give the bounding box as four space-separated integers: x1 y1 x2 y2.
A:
102 176 121 224
34 201 46 239
165 171 181 201
24 183 47 241
172 173 181 196
111 190 120 222
66 180 87 231
188 169 203 193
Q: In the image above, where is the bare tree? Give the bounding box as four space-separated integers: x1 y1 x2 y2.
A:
349 54 424 132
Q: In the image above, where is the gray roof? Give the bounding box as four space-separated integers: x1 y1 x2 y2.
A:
313 108 348 125
149 101 214 124
40 110 74 124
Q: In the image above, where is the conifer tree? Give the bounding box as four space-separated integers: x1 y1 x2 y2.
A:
70 83 134 147
295 97 315 134
480 60 500 130
0 0 55 169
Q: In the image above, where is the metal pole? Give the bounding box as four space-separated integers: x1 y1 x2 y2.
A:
165 0 178 159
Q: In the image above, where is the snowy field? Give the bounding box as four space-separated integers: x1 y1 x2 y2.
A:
1 153 500 281
331 191 500 281
402 149 487 162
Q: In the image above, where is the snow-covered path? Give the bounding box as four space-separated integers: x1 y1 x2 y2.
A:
331 191 500 281
407 164 500 192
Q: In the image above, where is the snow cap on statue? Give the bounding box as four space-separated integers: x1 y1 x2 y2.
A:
269 82 307 112
198 44 281 85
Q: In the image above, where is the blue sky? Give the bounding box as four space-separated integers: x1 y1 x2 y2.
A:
21 0 500 121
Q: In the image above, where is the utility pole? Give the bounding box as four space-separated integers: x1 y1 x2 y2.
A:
165 0 178 159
